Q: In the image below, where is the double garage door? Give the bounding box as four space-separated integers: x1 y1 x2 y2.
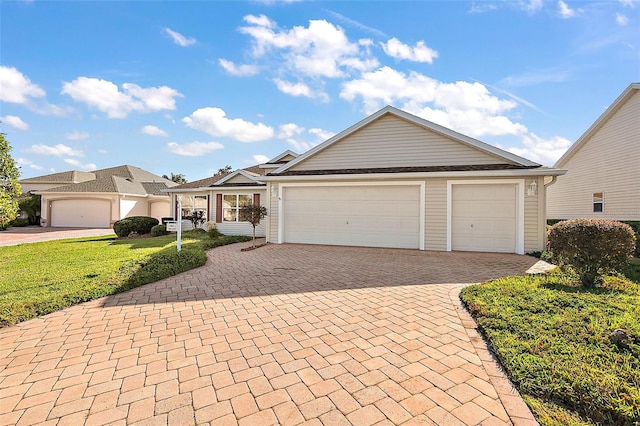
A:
282 185 421 249
50 199 111 228
280 183 518 253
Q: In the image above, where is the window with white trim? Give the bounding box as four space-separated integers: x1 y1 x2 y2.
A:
223 194 251 222
593 192 604 213
181 195 208 219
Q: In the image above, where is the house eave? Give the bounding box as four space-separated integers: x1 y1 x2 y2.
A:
263 168 566 182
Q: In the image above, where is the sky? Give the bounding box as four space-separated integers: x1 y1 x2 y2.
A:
1 0 638 182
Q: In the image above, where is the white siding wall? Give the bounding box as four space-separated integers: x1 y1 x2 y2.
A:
289 115 509 171
425 179 447 250
224 174 261 184
547 90 640 221
268 184 279 243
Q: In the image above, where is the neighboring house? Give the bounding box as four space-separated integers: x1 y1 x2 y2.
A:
20 165 177 228
547 82 640 221
164 155 297 236
260 106 565 254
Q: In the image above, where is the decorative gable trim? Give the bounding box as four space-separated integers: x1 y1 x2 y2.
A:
214 169 265 186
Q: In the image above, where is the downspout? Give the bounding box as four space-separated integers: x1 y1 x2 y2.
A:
542 176 559 249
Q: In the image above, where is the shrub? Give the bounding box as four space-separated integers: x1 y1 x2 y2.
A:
113 216 159 238
548 219 636 287
150 224 167 237
205 221 222 239
10 218 29 227
624 221 640 257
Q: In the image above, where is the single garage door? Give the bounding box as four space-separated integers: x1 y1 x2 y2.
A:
283 185 420 249
51 199 111 228
451 184 517 253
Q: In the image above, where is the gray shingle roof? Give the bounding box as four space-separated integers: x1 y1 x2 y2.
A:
35 165 176 196
19 170 95 184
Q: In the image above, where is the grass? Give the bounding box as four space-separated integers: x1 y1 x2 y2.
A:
0 230 250 327
460 272 640 426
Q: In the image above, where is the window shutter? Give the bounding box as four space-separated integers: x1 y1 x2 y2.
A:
216 194 222 223
175 199 179 219
253 193 260 206
206 194 211 221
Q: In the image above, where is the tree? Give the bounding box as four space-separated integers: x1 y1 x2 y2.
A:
162 173 187 184
0 133 22 230
239 203 267 247
214 165 233 176
18 194 41 225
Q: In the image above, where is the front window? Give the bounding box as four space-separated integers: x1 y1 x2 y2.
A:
223 194 251 222
593 192 604 213
181 195 208 220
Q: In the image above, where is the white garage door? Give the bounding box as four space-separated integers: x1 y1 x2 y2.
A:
451 184 517 253
51 199 111 228
283 185 420 249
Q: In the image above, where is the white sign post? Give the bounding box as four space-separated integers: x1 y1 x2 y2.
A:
176 195 182 252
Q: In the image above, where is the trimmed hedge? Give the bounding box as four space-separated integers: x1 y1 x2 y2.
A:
548 219 636 287
113 216 159 238
549 219 640 257
150 224 167 237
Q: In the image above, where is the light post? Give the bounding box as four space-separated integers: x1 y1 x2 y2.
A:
176 195 182 252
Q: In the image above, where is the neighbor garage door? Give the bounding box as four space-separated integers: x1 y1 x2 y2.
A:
50 199 111 228
282 185 420 249
451 184 517 253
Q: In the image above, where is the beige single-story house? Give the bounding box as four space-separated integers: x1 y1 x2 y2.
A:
261 106 566 254
164 151 299 236
21 165 177 228
547 82 640 221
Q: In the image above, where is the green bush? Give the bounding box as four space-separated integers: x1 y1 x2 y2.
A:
549 219 636 287
10 218 29 227
113 216 159 238
150 224 167 237
205 221 222 239
549 219 640 257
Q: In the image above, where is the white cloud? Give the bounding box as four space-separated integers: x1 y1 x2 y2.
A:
141 125 168 137
26 143 84 157
619 0 636 7
61 77 183 118
183 107 274 142
65 130 89 140
507 133 572 165
277 123 328 152
340 66 527 138
558 0 578 18
252 154 270 164
16 158 43 170
63 158 97 170
239 15 377 78
381 38 438 63
254 0 303 5
166 141 224 157
616 13 629 25
98 149 108 154
0 66 45 104
163 28 196 47
325 10 388 38
499 66 573 87
1 115 29 131
308 128 335 141
219 59 259 76
523 0 543 13
278 123 305 138
273 79 329 101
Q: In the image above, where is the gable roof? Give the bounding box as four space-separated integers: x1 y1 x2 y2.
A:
166 165 266 191
271 105 540 175
554 82 640 168
35 165 177 196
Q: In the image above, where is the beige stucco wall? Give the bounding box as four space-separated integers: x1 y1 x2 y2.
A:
547 90 640 221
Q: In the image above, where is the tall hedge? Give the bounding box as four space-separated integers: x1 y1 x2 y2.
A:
548 219 636 287
113 216 159 238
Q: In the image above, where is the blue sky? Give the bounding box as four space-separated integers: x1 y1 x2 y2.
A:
1 0 638 181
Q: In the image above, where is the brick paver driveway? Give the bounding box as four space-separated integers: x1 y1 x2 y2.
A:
0 241 542 426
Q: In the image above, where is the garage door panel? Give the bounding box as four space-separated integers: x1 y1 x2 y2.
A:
283 185 420 249
452 184 517 253
51 199 111 228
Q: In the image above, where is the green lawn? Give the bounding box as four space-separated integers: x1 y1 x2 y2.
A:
460 273 640 426
0 230 250 327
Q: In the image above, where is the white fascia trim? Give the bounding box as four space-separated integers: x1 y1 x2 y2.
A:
215 169 264 186
163 188 214 193
35 191 122 197
277 180 425 250
446 179 525 255
267 150 299 164
208 186 267 192
263 168 566 183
